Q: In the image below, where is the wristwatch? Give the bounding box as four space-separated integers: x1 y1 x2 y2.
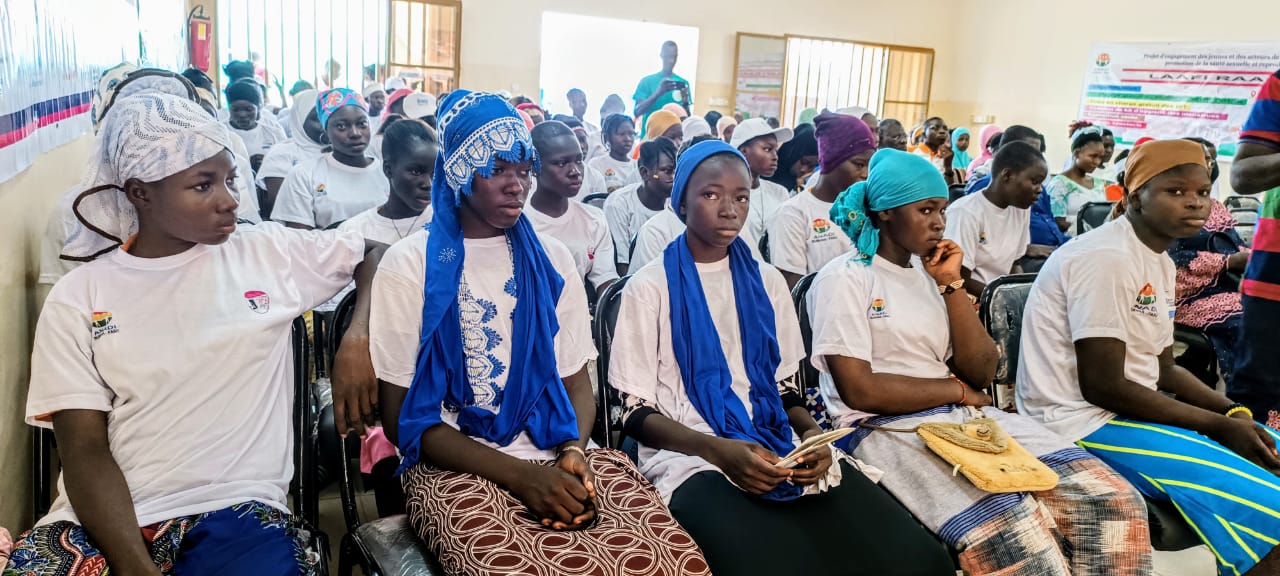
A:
938 279 965 295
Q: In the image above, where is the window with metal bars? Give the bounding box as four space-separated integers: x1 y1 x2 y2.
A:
217 0 389 106
781 36 933 128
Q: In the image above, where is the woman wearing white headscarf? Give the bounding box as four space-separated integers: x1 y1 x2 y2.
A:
11 92 385 575
257 88 325 217
39 69 260 296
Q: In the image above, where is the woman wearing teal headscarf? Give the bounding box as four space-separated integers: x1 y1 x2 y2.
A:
951 127 972 185
805 149 1152 575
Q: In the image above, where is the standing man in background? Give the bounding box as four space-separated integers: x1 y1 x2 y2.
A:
567 88 604 161
633 41 690 133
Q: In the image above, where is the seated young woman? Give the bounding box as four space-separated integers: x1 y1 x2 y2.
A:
608 140 953 576
369 90 709 576
808 148 1152 576
526 121 619 299
768 111 875 289
1018 139 1280 575
272 88 390 231
11 93 384 575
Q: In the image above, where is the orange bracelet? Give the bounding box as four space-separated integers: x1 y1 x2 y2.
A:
955 378 967 405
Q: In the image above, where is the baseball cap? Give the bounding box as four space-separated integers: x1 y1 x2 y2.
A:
403 93 438 119
730 118 793 150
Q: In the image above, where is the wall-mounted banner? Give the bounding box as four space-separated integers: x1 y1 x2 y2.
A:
0 0 183 185
1078 42 1280 158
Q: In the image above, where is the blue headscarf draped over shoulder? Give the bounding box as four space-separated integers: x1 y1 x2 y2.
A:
663 140 801 501
830 148 948 265
397 90 577 473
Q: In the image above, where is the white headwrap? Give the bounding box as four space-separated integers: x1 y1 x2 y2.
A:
91 63 139 132
681 116 712 140
288 89 324 152
362 82 385 98
64 93 232 261
384 76 408 92
836 106 873 119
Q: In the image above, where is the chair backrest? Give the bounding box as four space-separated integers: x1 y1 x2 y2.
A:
592 275 632 448
948 184 967 204
1231 208 1258 226
1076 201 1115 235
758 232 771 263
290 315 322 530
581 193 608 210
790 273 831 430
1224 195 1261 212
32 428 56 524
978 273 1037 410
628 234 638 262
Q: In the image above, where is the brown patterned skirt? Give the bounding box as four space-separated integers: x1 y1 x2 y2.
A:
401 448 710 576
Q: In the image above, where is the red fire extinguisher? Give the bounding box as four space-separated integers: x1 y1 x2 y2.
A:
188 5 212 72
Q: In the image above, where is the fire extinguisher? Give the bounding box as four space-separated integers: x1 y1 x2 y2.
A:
188 5 212 72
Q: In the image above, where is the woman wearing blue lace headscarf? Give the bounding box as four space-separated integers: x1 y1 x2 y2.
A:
608 140 952 576
370 90 707 576
808 148 1152 575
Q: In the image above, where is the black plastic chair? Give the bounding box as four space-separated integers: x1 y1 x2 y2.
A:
790 273 831 430
1174 323 1220 388
976 275 1202 552
1224 195 1261 212
592 275 633 450
948 184 966 205
758 232 771 263
31 427 56 525
978 274 1038 410
328 291 444 576
581 193 609 210
1075 201 1115 235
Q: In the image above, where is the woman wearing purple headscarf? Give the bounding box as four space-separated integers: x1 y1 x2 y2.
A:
767 111 878 290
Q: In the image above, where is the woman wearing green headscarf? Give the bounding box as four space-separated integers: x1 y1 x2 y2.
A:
805 149 1152 575
950 127 972 185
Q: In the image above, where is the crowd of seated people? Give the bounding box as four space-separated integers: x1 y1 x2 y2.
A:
10 48 1280 576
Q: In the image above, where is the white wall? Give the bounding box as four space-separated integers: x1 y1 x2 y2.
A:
457 0 958 115
949 0 1280 171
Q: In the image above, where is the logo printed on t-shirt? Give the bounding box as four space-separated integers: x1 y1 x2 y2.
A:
812 218 831 234
245 290 271 314
1131 283 1160 317
868 297 890 319
91 311 119 340
314 184 327 197
979 229 988 245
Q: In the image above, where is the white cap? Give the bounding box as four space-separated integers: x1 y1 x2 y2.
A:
384 76 408 91
403 93 438 119
681 116 711 140
729 118 793 150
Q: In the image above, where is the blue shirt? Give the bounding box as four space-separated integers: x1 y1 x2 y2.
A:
965 175 1069 247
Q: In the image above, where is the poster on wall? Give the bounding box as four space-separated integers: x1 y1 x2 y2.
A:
1079 42 1280 158
734 33 785 120
0 0 160 185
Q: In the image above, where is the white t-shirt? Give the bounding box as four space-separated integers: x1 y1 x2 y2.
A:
257 140 323 184
228 123 287 158
588 156 641 193
767 191 852 276
746 179 792 245
318 206 435 312
38 187 85 287
369 230 596 461
581 165 609 199
609 255 806 500
1016 217 1175 441
526 202 619 289
630 205 762 272
272 154 390 229
27 223 364 526
603 183 664 266
809 254 953 426
943 192 1031 284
